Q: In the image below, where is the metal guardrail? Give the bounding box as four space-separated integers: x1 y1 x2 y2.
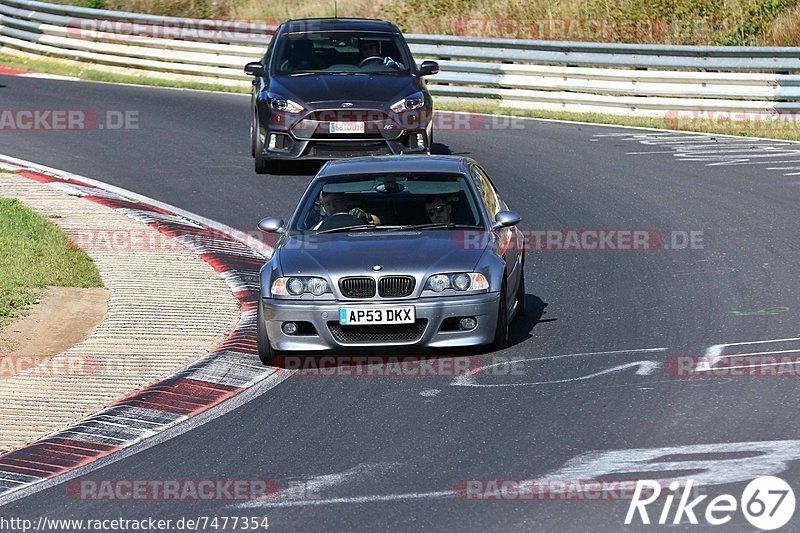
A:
2 0 800 116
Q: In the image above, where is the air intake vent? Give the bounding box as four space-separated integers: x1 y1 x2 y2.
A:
378 276 415 298
339 277 376 298
328 320 428 343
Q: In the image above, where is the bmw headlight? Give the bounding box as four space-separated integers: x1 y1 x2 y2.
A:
268 96 304 114
424 273 489 293
306 277 329 296
428 274 450 292
390 91 425 113
272 276 330 296
452 273 472 291
287 277 305 295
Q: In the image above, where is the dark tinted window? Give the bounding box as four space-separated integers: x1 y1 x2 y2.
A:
273 31 410 75
292 173 484 231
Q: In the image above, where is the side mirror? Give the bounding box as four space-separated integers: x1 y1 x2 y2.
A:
492 210 521 230
244 61 265 76
258 216 284 233
419 60 439 76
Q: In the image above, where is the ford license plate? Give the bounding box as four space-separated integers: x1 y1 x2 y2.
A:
329 121 365 134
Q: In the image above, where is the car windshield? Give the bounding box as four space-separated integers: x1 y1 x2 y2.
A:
292 172 485 232
273 31 411 75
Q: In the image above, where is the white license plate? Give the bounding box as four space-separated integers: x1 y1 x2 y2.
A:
329 121 365 134
339 307 415 325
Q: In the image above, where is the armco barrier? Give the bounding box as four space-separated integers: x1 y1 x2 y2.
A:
2 0 800 116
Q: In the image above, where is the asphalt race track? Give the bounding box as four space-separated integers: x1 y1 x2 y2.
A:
2 74 800 531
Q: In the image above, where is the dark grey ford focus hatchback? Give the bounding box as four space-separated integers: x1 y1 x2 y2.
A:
244 18 440 174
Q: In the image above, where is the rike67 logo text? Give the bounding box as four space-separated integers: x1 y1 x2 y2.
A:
626 476 795 530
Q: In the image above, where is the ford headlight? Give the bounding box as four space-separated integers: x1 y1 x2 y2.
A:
390 91 425 113
268 96 304 113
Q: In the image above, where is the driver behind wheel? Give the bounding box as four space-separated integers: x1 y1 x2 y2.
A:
358 39 381 58
357 38 403 69
314 191 381 229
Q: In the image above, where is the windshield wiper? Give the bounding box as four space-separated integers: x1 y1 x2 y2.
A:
316 224 397 234
317 223 482 234
388 223 484 232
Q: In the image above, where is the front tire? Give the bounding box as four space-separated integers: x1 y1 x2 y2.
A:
250 109 257 158
255 156 271 174
256 157 285 175
252 115 279 175
491 281 509 350
516 257 526 316
257 302 276 365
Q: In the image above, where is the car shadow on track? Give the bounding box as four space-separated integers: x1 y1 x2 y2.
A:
509 294 551 346
448 293 551 356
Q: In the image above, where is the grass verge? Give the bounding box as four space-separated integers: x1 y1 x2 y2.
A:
0 197 103 328
0 53 249 94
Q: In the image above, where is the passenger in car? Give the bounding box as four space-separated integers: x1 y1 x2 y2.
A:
282 39 322 71
424 196 452 224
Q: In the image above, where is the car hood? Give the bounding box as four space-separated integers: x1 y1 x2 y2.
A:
268 74 420 106
278 231 488 277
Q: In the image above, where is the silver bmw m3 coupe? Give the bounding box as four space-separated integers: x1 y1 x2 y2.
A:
256 155 525 364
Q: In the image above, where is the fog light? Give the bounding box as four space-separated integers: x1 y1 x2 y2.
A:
459 317 477 330
268 133 277 149
282 322 299 335
415 132 424 148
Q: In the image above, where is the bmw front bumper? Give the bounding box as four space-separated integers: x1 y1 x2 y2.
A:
261 292 500 351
